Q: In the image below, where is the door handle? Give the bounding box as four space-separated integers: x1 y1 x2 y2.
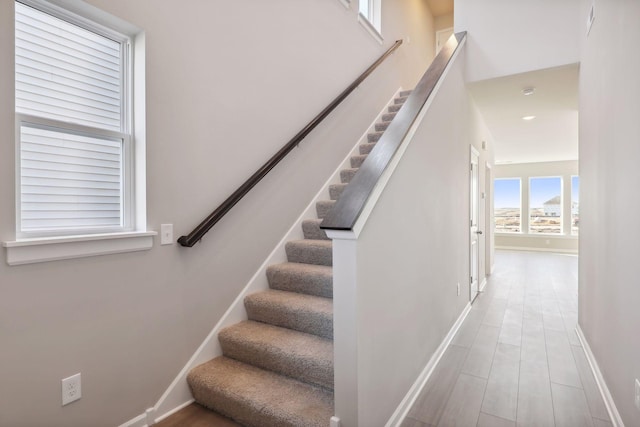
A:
476 230 483 235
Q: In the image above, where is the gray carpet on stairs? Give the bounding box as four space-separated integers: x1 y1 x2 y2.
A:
186 91 410 426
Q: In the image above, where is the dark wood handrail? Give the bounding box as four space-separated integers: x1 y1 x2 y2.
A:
320 32 467 231
178 40 403 247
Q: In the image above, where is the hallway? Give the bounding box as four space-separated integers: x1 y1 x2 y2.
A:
402 251 612 427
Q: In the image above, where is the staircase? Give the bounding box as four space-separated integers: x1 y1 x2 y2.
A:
186 90 411 427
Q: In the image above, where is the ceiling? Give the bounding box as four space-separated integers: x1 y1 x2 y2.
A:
468 64 579 164
425 0 454 17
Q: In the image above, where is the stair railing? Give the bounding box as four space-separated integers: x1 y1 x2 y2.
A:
177 40 403 247
321 32 467 232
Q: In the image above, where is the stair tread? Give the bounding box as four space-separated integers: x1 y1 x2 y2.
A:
188 356 333 427
285 239 332 266
245 289 333 339
316 199 336 219
219 320 333 389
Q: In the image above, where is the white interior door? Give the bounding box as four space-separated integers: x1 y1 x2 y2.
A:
436 27 454 54
470 147 480 302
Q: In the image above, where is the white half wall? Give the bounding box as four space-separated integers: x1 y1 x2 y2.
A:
329 41 495 426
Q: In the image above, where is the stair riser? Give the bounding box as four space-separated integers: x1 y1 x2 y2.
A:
219 334 333 390
316 200 335 219
368 132 383 143
340 169 357 184
375 122 390 132
359 143 376 155
394 96 408 104
388 104 402 113
350 155 367 168
382 112 397 121
245 302 333 339
286 242 332 266
399 90 412 97
329 184 347 200
302 220 329 240
266 265 333 298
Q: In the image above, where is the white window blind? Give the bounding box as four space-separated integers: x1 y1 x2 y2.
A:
20 125 123 233
15 1 123 132
15 1 130 237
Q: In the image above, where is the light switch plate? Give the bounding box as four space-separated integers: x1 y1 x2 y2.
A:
160 224 173 245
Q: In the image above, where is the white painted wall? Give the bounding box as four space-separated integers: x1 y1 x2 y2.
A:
578 0 640 425
0 1 437 425
454 0 581 82
329 42 495 425
494 161 579 253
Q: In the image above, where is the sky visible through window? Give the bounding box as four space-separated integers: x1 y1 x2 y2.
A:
572 176 579 202
494 179 520 208
530 177 561 207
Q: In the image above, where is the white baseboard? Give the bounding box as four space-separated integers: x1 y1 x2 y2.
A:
575 325 625 427
479 277 487 292
385 302 472 427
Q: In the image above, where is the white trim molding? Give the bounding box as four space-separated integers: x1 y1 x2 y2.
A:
576 325 625 427
3 231 156 265
495 245 578 255
386 303 472 426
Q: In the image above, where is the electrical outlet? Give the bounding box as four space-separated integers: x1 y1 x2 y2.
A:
160 224 173 245
635 378 640 410
61 373 81 406
457 282 460 296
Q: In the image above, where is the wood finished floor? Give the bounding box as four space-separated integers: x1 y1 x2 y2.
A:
154 403 241 427
402 250 612 427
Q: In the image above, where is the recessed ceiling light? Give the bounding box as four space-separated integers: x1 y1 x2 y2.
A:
522 115 536 121
522 87 535 96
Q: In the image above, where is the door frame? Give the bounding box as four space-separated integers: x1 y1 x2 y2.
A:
469 146 480 302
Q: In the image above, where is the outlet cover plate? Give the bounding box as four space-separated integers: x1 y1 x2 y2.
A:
635 378 640 410
62 373 81 406
160 224 173 245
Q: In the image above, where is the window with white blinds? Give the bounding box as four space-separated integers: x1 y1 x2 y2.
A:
15 1 132 237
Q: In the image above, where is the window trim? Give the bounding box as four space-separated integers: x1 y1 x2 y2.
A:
358 0 382 44
5 0 153 265
528 175 564 235
494 177 522 234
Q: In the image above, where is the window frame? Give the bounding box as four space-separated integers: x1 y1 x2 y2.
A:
358 0 382 43
528 175 563 235
493 177 522 234
4 0 154 265
14 0 134 239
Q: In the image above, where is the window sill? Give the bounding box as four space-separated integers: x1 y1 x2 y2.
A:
2 231 157 266
495 232 578 239
358 12 383 45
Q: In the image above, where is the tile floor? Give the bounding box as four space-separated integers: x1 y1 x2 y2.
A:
402 250 612 427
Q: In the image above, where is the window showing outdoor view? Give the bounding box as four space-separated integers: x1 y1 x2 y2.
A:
494 178 521 233
529 177 562 234
572 176 579 234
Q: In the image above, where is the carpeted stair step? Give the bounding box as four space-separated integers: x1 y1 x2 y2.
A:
244 290 333 339
375 121 391 132
359 142 377 155
399 89 412 97
350 154 368 168
218 321 333 390
394 95 409 104
302 219 329 240
388 103 402 113
368 131 384 143
329 183 347 200
266 262 332 298
382 112 397 121
188 356 333 427
285 239 332 266
316 200 336 219
340 168 358 184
